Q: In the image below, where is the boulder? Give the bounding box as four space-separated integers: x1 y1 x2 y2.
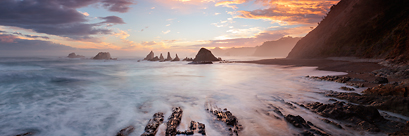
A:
159 53 165 61
165 52 172 61
172 54 180 61
93 52 112 60
193 48 220 62
67 53 85 58
144 51 155 60
182 57 193 61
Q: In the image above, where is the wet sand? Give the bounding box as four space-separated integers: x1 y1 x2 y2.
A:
239 58 395 87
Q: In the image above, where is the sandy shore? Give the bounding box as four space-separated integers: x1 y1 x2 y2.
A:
239 58 397 87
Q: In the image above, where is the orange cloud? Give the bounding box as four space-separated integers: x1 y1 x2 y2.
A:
220 0 339 24
0 34 17 43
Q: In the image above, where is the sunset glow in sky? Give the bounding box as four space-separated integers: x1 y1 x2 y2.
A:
0 0 339 57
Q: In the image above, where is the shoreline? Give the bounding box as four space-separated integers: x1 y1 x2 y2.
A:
238 58 401 88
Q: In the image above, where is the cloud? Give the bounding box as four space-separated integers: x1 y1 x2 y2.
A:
0 34 17 43
162 30 171 34
0 0 133 40
101 0 135 13
0 34 74 50
100 16 126 24
191 25 313 47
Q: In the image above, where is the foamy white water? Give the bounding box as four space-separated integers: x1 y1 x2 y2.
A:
0 57 386 136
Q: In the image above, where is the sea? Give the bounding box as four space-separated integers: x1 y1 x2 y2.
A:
0 57 389 136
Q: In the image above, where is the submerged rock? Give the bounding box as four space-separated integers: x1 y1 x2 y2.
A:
67 53 85 58
340 86 355 91
192 48 220 62
389 121 409 136
141 112 164 136
116 126 134 136
144 51 155 60
93 52 112 60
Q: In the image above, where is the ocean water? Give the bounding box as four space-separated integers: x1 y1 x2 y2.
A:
0 57 386 136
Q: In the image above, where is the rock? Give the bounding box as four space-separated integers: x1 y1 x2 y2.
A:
141 112 164 136
327 91 409 117
182 57 193 61
93 52 112 60
159 53 165 62
151 56 159 61
374 77 389 84
172 54 180 61
284 115 330 136
389 121 409 136
165 52 172 61
192 48 219 62
340 86 355 91
205 103 242 136
285 115 309 128
321 118 342 129
303 101 405 132
67 53 85 58
309 75 351 83
116 126 134 136
188 61 213 64
144 51 155 60
166 107 183 136
363 84 408 97
346 82 364 88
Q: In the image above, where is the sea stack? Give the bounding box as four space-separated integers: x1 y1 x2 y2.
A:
144 51 155 60
165 52 172 61
193 48 220 62
67 53 85 58
159 53 165 61
172 54 180 61
93 52 112 60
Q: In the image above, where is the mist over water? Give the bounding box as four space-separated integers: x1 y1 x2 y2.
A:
0 57 387 136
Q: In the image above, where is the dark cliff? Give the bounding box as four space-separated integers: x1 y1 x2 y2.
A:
287 0 409 62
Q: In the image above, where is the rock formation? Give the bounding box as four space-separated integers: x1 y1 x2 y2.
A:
172 54 180 61
67 53 85 58
182 57 193 61
287 0 409 62
165 52 172 61
141 112 164 136
92 52 112 60
192 48 220 62
144 51 154 60
159 53 165 62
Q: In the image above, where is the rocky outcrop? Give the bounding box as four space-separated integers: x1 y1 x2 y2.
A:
166 107 183 136
206 103 242 136
172 54 180 61
284 115 330 136
144 51 155 60
192 48 220 62
301 101 405 132
253 37 301 57
165 52 172 61
287 0 409 62
182 57 193 61
327 80 409 116
67 53 85 58
92 52 112 60
159 53 165 62
141 112 164 136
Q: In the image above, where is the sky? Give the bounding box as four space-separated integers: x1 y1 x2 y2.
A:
0 0 340 57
